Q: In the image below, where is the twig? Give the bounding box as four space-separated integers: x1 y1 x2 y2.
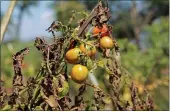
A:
121 67 151 96
78 2 101 37
68 10 76 25
19 87 28 95
84 82 111 98
141 8 156 29
47 46 52 74
1 0 17 42
56 100 62 111
70 106 79 111
121 66 134 80
130 1 140 49
73 35 95 48
85 82 119 109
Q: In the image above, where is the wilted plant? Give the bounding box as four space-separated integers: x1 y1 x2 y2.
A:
0 1 154 111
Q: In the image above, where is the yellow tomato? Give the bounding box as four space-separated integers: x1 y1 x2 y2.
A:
71 64 88 84
99 36 114 49
65 48 81 64
79 42 96 57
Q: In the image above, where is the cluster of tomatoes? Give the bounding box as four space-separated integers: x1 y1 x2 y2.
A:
65 24 115 84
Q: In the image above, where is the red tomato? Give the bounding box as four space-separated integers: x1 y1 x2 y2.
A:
92 24 109 37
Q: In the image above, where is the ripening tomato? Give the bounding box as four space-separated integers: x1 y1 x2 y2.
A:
92 24 109 37
99 36 114 49
79 42 96 57
65 48 81 64
71 64 88 84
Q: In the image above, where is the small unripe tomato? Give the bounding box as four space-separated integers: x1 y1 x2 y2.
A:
92 24 109 37
79 42 96 57
99 36 114 49
65 48 81 64
71 64 88 84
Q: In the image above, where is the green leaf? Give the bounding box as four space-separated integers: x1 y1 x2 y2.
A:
86 58 93 70
47 95 58 108
102 97 111 104
58 81 69 98
105 65 113 75
35 106 43 111
1 105 12 111
85 101 93 111
19 104 26 110
85 105 91 111
32 85 40 101
97 60 104 68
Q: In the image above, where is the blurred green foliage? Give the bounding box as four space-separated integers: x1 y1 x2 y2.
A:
117 17 169 110
50 1 86 27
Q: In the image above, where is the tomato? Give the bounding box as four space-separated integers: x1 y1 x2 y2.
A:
71 64 88 84
79 42 96 57
65 48 81 64
99 36 114 49
92 24 109 37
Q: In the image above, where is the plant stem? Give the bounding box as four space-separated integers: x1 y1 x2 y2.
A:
47 46 52 74
84 82 111 98
19 87 28 95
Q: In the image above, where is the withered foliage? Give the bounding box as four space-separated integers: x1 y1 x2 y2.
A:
12 47 30 86
0 1 153 111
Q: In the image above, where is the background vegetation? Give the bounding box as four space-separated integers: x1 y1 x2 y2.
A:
1 0 169 110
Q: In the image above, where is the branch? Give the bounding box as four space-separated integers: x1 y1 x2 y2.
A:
1 0 17 43
130 1 141 48
141 8 156 29
84 82 112 99
78 2 102 37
